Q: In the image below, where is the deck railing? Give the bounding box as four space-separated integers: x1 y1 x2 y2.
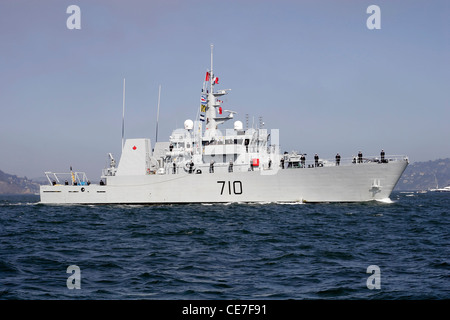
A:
44 171 90 186
283 154 408 169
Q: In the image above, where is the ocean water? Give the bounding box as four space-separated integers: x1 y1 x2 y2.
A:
0 192 448 300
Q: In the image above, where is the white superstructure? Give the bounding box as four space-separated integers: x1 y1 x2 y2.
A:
40 45 408 204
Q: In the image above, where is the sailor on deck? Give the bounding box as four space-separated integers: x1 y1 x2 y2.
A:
336 153 341 166
229 160 233 173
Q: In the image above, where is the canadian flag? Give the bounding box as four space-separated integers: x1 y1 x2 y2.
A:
214 77 219 84
205 72 210 81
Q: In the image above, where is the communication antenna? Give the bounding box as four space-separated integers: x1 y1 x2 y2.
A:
122 78 126 151
210 44 214 94
155 85 161 143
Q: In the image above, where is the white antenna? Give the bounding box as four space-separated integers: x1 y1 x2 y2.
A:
122 78 126 151
155 84 161 143
210 44 214 94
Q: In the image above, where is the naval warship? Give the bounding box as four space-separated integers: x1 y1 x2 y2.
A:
40 46 408 204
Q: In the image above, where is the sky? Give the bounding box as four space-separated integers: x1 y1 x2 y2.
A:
0 0 448 180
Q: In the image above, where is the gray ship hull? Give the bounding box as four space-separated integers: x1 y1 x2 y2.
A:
40 159 408 204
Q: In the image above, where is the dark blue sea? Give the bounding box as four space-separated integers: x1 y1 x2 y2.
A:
0 192 448 301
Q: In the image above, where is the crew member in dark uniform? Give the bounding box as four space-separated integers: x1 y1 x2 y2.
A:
335 153 341 166
314 153 319 167
358 151 363 163
381 149 385 163
229 160 233 173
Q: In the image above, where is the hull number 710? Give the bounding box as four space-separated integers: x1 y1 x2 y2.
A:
217 181 243 195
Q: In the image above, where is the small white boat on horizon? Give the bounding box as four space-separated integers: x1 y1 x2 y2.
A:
429 186 450 192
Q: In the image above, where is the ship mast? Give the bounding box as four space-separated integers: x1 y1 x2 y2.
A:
122 78 126 151
210 44 214 95
202 44 234 138
155 84 161 143
205 44 217 133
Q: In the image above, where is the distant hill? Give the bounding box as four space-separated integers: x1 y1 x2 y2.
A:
0 170 40 195
395 158 450 191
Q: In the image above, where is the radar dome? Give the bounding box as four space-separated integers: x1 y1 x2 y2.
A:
184 119 194 130
234 121 243 130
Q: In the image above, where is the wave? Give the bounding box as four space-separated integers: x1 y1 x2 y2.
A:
376 198 394 204
276 201 304 205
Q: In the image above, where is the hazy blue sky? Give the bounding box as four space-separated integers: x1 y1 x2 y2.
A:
0 0 448 180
